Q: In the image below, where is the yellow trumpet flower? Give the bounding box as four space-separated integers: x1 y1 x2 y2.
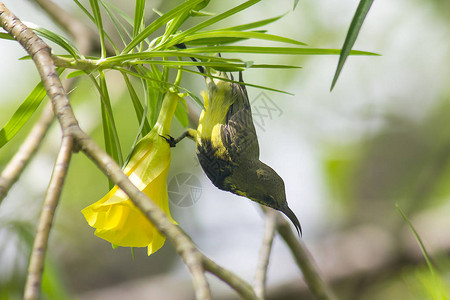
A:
82 91 180 255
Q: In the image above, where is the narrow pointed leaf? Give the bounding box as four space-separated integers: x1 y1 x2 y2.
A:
178 45 379 56
180 30 306 46
32 27 80 59
90 73 123 178
0 32 14 40
160 0 262 49
66 70 86 79
184 30 267 46
0 81 47 149
74 0 119 54
174 102 189 127
89 0 107 58
99 0 133 48
73 0 95 22
102 51 241 66
331 0 374 91
125 59 299 70
178 67 294 95
220 13 286 31
122 72 151 134
133 0 146 38
396 204 436 277
122 0 205 53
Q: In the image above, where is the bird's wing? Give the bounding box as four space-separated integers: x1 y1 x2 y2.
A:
221 108 260 160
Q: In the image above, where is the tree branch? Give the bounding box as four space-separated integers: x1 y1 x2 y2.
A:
23 135 73 300
254 208 277 299
202 256 257 300
275 214 338 300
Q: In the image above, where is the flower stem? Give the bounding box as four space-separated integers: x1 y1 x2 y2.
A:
156 91 179 135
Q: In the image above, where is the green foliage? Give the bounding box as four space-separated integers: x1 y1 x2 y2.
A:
397 205 450 300
331 0 375 91
0 82 47 149
1 0 376 182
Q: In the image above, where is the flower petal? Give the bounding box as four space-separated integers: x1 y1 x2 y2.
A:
82 91 181 255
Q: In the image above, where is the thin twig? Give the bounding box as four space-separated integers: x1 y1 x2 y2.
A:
0 103 54 203
23 136 73 300
254 208 277 299
203 256 258 300
0 5 212 299
275 215 338 300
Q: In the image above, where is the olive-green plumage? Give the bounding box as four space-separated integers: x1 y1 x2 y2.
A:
194 71 302 235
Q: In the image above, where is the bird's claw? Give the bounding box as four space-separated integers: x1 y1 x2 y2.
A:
160 134 177 147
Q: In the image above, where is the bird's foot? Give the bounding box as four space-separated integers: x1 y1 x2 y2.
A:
160 134 177 147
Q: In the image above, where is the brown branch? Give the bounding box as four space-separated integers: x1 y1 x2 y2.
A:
254 208 277 299
203 257 258 300
275 215 338 300
23 136 73 300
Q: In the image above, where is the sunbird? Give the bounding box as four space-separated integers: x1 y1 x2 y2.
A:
166 69 302 235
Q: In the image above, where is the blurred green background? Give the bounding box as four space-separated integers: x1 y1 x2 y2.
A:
1 0 450 299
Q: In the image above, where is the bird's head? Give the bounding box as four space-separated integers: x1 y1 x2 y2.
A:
230 161 302 236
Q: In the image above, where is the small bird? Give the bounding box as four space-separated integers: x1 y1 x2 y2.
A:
166 69 302 235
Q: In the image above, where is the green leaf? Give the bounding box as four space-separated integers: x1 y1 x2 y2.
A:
396 204 450 300
117 66 204 109
73 0 95 22
90 72 123 182
102 51 241 66
125 59 299 71
89 0 107 58
99 0 133 49
31 27 80 59
121 72 151 134
180 30 306 46
122 0 205 53
160 0 262 49
396 204 436 277
137 65 164 126
66 70 86 79
184 30 267 46
174 100 189 127
179 67 294 95
133 0 146 38
190 10 215 17
0 82 47 149
160 1 210 42
0 32 14 40
330 0 374 91
74 0 119 54
220 13 286 31
178 45 379 56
